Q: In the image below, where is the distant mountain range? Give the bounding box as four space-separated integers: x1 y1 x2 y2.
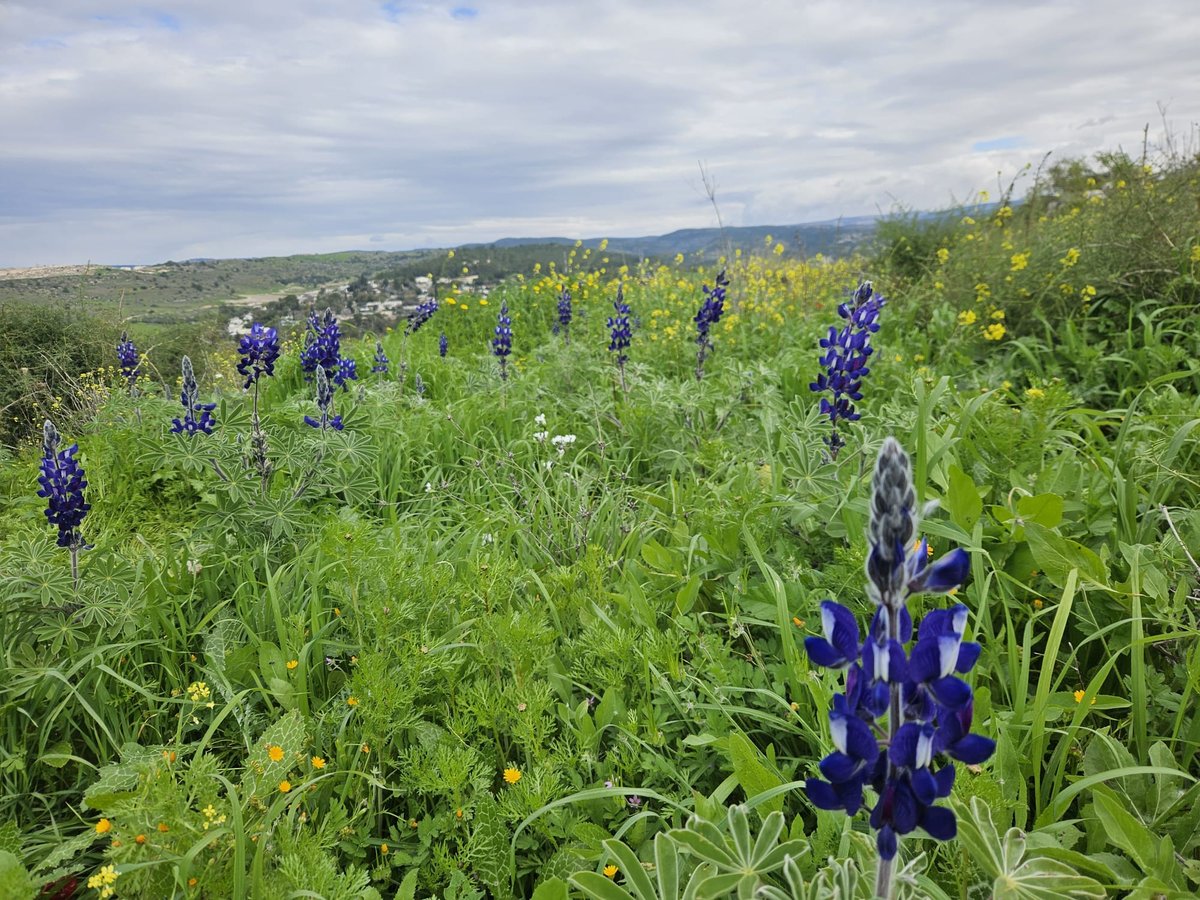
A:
478 216 880 260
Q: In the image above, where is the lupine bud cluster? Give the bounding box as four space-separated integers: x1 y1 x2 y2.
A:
555 286 572 343
117 332 140 387
304 367 343 431
809 281 885 458
607 284 632 367
439 332 448 358
694 269 728 380
171 356 216 436
300 309 341 381
493 301 512 380
803 439 992 890
236 323 280 389
334 357 358 391
38 420 90 550
372 340 389 375
406 298 438 335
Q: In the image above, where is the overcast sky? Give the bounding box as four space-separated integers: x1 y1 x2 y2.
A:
2 1 1197 267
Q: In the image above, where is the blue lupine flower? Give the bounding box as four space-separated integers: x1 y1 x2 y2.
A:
809 281 885 458
334 356 358 391
414 372 425 397
299 308 341 381
171 356 216 436
236 323 280 389
407 297 438 335
493 301 512 381
607 283 632 392
439 332 448 358
693 269 728 380
372 340 389 375
38 420 90 550
304 366 343 431
802 438 992 894
555 286 572 343
117 332 140 387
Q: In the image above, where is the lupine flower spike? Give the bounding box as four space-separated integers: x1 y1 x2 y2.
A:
372 340 389 375
38 419 90 589
555 285 572 345
299 308 341 382
171 356 216 436
396 297 437 391
803 438 990 899
237 323 280 492
439 332 448 358
304 366 343 431
607 283 632 394
810 281 885 459
117 332 140 390
493 300 512 382
334 356 358 391
694 269 728 380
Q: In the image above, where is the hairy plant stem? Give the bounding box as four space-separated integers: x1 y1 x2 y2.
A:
876 598 902 900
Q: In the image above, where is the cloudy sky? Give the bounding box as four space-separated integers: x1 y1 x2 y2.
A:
2 1 1197 266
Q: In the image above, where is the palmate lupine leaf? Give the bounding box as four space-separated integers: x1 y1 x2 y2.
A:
954 798 1104 899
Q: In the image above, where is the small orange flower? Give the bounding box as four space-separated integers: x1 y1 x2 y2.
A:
456 808 463 819
347 696 359 707
95 818 112 835
188 878 198 887
279 780 292 793
409 818 419 828
503 766 522 784
157 823 170 833
380 843 389 855
135 834 146 844
1033 598 1044 610
267 745 284 762
311 756 326 769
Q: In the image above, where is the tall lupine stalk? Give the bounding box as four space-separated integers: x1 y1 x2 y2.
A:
304 366 343 431
694 269 728 380
607 283 632 395
439 332 448 358
116 331 140 391
334 356 358 391
492 300 512 385
803 438 992 898
237 322 280 494
38 420 90 590
554 285 573 345
810 281 885 459
300 308 341 382
372 340 390 376
171 356 216 436
399 297 438 391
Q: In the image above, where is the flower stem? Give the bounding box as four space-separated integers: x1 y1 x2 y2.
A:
876 601 903 900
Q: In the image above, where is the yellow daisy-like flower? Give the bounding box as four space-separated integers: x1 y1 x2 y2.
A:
286 659 298 670
604 864 619 878
311 756 326 769
347 696 359 707
95 818 112 834
1073 690 1096 705
267 745 284 762
279 780 292 793
503 766 522 784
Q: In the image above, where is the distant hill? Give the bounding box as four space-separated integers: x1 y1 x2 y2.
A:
484 218 877 259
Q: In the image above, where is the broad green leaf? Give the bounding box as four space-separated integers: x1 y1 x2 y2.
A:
1024 524 1107 587
944 464 983 531
1017 493 1064 529
726 733 783 815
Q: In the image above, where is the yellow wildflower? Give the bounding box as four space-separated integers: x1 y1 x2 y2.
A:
1081 284 1097 298
503 766 522 784
186 681 210 703
1060 247 1081 267
604 864 619 878
347 696 359 707
286 659 298 670
1033 598 1044 610
268 745 284 762
1190 246 1200 263
312 756 326 769
1073 690 1096 705
983 323 1006 341
1025 387 1045 400
87 864 119 899
1010 252 1029 271
279 780 292 793
936 247 949 265
380 843 389 855
957 310 977 326
95 818 112 835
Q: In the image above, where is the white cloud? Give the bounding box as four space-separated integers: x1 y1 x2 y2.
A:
2 0 1198 265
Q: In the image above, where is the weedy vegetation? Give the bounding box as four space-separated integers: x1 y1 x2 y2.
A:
1 145 1199 899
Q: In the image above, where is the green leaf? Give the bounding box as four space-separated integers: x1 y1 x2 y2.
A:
1090 785 1160 877
1024 523 1107 588
531 877 570 900
1017 493 1064 529
726 733 783 815
944 464 983 531
570 872 634 900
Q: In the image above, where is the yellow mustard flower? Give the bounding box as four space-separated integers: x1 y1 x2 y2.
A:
1060 247 1081 267
936 247 950 265
957 310 977 326
1191 246 1200 263
1010 252 1029 271
1025 387 1045 400
87 864 119 899
983 323 1006 341
186 681 210 703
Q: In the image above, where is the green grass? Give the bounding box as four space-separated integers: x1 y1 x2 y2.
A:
0 147 1198 898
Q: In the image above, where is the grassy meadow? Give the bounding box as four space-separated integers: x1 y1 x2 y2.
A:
1 149 1199 899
